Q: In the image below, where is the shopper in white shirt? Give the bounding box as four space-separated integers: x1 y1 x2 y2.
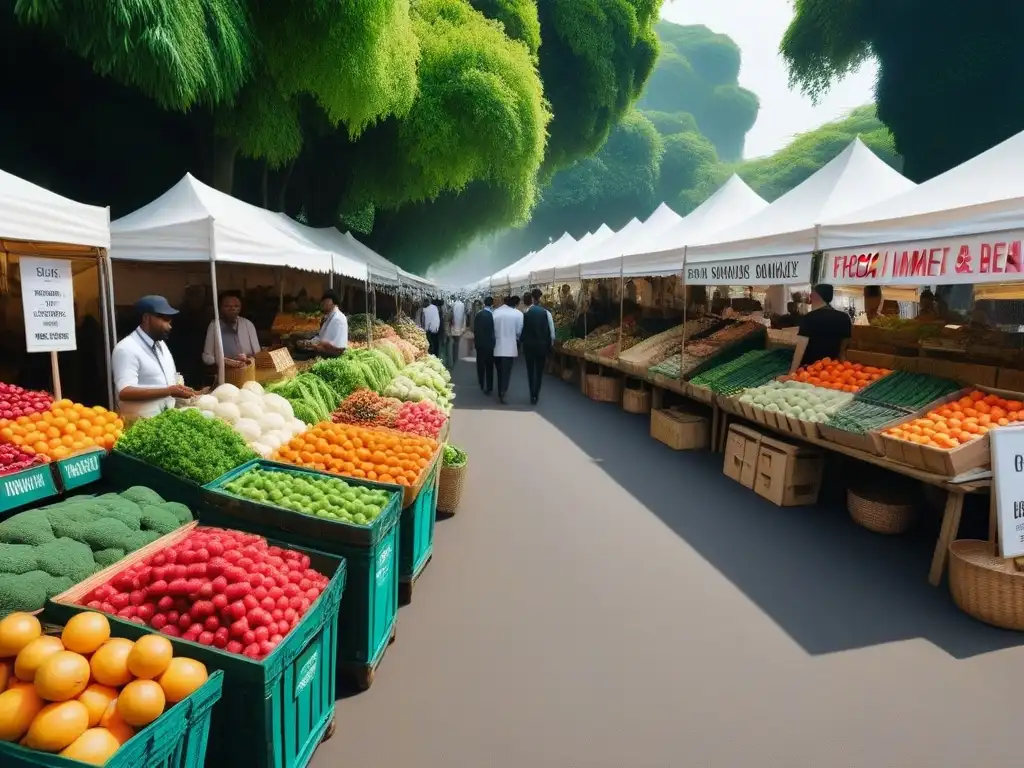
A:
310 291 348 357
111 296 195 422
492 296 524 404
448 298 466 368
202 291 261 368
421 298 441 357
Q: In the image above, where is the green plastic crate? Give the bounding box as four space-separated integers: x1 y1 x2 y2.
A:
54 449 105 492
0 462 59 515
45 535 345 768
398 462 439 584
0 665 222 768
105 451 202 509
199 460 400 678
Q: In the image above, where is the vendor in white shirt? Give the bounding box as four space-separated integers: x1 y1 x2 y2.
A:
202 291 261 368
111 296 196 422
310 291 348 357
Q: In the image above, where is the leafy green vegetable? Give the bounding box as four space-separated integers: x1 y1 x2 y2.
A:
311 349 400 399
115 408 258 484
443 444 467 468
268 373 341 424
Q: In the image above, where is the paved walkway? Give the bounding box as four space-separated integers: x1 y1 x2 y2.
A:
314 355 1024 767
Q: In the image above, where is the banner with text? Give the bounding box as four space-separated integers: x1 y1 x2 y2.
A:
20 256 77 353
823 230 1024 286
683 255 812 286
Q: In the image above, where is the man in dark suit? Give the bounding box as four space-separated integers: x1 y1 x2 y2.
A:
522 288 555 405
473 296 496 394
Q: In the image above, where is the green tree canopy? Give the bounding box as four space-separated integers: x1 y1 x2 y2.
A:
781 0 1024 182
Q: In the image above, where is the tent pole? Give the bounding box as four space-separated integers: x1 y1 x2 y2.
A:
278 270 284 313
208 221 225 386
617 258 625 352
680 246 688 366
97 251 115 410
365 277 372 344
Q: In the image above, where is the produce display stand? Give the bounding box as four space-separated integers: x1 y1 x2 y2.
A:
45 521 347 768
0 664 223 768
397 449 443 604
0 460 59 516
105 450 203 509
200 459 401 690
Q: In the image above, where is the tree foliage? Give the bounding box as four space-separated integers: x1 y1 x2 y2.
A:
781 0 1024 182
638 22 758 161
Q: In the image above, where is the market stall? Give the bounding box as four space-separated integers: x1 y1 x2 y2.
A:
106 174 369 386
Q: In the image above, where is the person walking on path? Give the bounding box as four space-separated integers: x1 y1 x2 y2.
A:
448 297 466 368
433 298 448 363
473 296 496 394
422 298 441 357
492 295 523 404
522 288 555 405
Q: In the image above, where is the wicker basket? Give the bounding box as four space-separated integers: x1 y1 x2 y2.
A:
587 374 622 403
436 463 467 515
622 387 651 414
561 365 575 383
949 539 1024 630
846 487 917 534
224 358 256 387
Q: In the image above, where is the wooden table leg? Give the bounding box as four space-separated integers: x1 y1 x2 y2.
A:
711 404 719 451
652 386 664 410
717 411 730 452
928 491 965 586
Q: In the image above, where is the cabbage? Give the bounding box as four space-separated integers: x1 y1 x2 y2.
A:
258 412 286 433
262 393 294 419
237 389 261 407
213 383 240 403
238 401 264 421
197 394 219 412
199 409 217 419
234 418 262 443
250 441 272 458
242 381 265 395
213 401 241 423
261 431 286 450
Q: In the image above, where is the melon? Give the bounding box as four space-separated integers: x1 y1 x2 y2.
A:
116 680 165 727
98 700 135 745
0 685 44 742
14 636 65 682
0 613 42 657
59 727 122 765
126 634 173 680
34 651 91 702
89 639 134 688
25 700 90 752
61 613 111 655
157 657 208 703
77 684 118 727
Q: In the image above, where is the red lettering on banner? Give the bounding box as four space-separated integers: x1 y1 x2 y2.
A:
832 251 880 280
955 244 972 273
1008 241 1022 273
830 237 1022 282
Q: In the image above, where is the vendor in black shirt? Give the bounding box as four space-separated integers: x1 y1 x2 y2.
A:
789 283 852 373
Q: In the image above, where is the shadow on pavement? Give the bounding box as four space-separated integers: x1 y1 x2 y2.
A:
450 354 1022 660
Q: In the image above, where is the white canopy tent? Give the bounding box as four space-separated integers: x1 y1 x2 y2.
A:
109 173 370 384
0 168 110 254
559 207 684 281
818 128 1024 286
552 218 645 283
684 139 916 286
505 231 587 287
582 176 768 278
537 225 616 280
482 232 577 291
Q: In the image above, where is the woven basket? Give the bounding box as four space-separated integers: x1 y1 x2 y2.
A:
587 374 621 403
846 488 917 534
561 365 575 383
622 387 651 414
224 358 256 387
949 539 1024 630
436 463 467 514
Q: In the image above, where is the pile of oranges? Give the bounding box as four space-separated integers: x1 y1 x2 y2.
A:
789 359 892 393
0 611 208 763
883 390 1024 450
273 422 438 486
0 401 123 461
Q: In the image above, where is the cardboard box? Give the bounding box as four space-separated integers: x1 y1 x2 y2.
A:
651 407 709 450
723 424 763 488
753 435 824 507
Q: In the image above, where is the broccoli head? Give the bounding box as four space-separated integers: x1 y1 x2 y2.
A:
0 543 39 575
161 501 193 526
77 518 138 553
0 571 49 616
120 486 165 506
88 494 143 530
138 504 181 535
43 574 73 600
93 548 126 568
129 530 161 550
36 538 97 583
0 509 55 546
47 505 102 539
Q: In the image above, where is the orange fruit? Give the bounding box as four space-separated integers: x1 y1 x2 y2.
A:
98 700 135 745
0 612 42 657
126 635 172 680
34 651 91 702
90 639 134 688
0 684 44 742
25 700 90 752
61 613 111 655
0 660 10 693
77 684 118 727
15 636 65 682
59 727 122 764
157 657 208 703
116 680 165 726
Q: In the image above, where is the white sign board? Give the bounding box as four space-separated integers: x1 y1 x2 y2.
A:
19 257 77 353
684 254 812 286
822 229 1024 286
990 427 1024 559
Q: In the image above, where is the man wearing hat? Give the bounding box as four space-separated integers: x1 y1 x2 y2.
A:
111 296 195 422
